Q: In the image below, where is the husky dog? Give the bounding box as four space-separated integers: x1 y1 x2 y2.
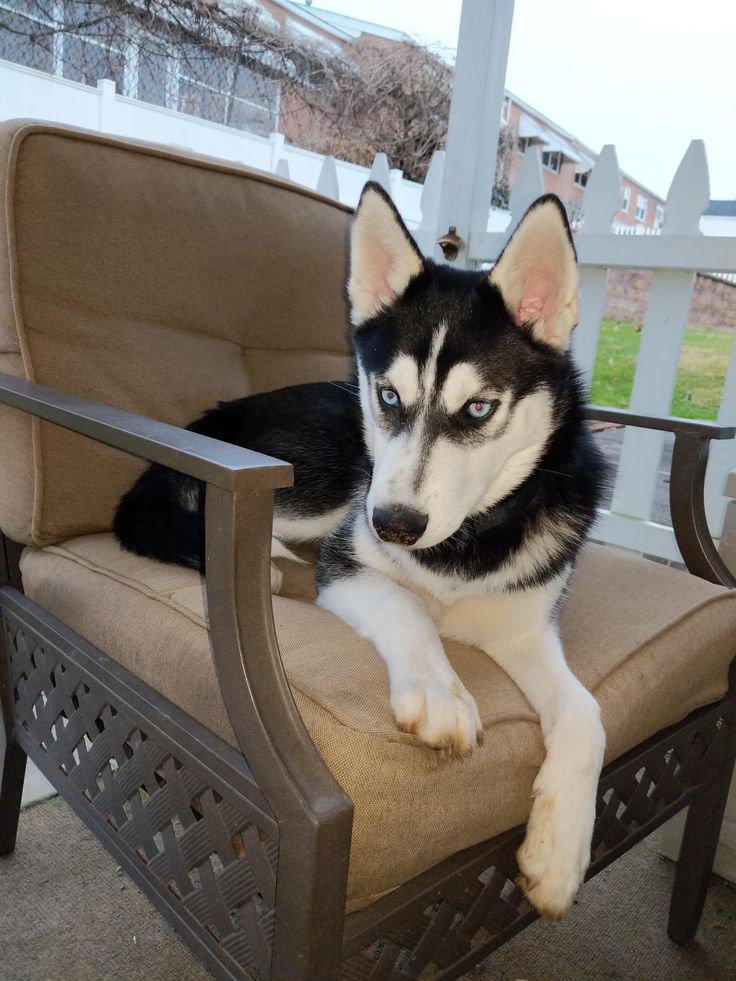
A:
115 185 607 918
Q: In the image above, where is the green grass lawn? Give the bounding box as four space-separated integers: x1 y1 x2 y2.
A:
589 319 733 420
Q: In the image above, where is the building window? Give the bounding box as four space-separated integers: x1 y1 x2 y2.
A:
63 34 126 90
0 0 56 73
542 150 562 173
227 64 279 132
136 43 170 108
517 136 535 154
621 185 631 213
62 0 127 91
635 193 649 223
574 170 589 188
654 204 665 231
501 95 510 124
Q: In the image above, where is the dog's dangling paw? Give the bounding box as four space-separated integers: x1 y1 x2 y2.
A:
516 759 599 916
516 789 585 919
516 797 590 920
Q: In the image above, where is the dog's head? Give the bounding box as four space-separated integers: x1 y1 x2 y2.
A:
348 183 579 550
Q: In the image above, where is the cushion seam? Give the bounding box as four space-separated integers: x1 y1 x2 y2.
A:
38 544 208 629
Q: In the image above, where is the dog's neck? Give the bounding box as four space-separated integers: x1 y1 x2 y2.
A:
472 469 547 535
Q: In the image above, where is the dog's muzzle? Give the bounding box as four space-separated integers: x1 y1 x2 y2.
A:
372 505 428 547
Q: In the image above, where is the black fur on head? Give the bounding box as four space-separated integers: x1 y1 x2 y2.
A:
350 183 581 441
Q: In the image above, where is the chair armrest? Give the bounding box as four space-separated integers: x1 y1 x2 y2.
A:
0 371 293 491
0 370 352 874
585 404 736 441
586 403 736 587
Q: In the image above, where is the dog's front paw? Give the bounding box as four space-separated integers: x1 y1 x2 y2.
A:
517 792 590 918
391 675 482 758
516 755 600 917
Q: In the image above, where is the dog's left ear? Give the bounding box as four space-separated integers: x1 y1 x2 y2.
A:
348 182 425 326
489 195 578 350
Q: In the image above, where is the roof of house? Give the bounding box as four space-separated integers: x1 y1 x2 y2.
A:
302 5 412 43
265 0 354 42
266 1 410 44
705 200 736 217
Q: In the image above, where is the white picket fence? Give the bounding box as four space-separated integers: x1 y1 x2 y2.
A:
612 222 660 236
3 58 736 562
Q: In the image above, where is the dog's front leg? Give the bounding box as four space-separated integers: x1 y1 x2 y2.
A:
507 625 604 918
442 589 605 918
317 571 482 757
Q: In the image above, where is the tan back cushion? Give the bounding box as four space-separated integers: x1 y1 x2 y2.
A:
0 121 353 545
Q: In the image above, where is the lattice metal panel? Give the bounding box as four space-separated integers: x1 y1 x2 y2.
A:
342 853 531 981
342 702 733 981
6 616 277 980
592 714 727 857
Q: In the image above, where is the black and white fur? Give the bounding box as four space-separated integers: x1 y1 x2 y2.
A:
114 185 607 919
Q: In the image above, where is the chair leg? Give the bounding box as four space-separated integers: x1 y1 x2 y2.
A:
0 615 27 856
667 719 736 945
0 735 26 855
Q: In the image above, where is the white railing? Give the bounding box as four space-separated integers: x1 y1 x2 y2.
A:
612 221 661 236
2 58 736 563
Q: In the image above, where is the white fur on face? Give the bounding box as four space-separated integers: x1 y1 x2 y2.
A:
362 326 446 528
360 329 555 550
407 388 554 547
385 354 420 406
440 363 485 415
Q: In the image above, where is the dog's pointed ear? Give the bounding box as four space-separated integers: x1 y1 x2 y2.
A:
348 182 425 326
489 195 578 350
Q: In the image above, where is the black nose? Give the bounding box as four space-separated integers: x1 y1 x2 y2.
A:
372 505 428 546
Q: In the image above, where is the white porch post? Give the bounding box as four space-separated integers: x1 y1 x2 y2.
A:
432 0 515 268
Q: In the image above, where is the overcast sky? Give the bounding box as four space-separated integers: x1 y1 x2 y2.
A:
307 0 736 200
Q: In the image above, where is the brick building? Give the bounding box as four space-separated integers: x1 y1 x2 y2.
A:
501 93 664 231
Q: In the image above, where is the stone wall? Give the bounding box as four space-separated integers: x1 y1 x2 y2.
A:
603 268 736 329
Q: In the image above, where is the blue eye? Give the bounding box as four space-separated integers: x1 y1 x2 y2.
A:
380 388 400 407
466 400 494 420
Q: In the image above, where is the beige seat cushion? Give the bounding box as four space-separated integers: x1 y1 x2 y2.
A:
20 535 736 911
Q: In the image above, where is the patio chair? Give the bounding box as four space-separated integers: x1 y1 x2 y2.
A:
0 120 735 981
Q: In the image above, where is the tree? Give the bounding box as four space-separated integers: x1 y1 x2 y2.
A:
288 37 453 182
